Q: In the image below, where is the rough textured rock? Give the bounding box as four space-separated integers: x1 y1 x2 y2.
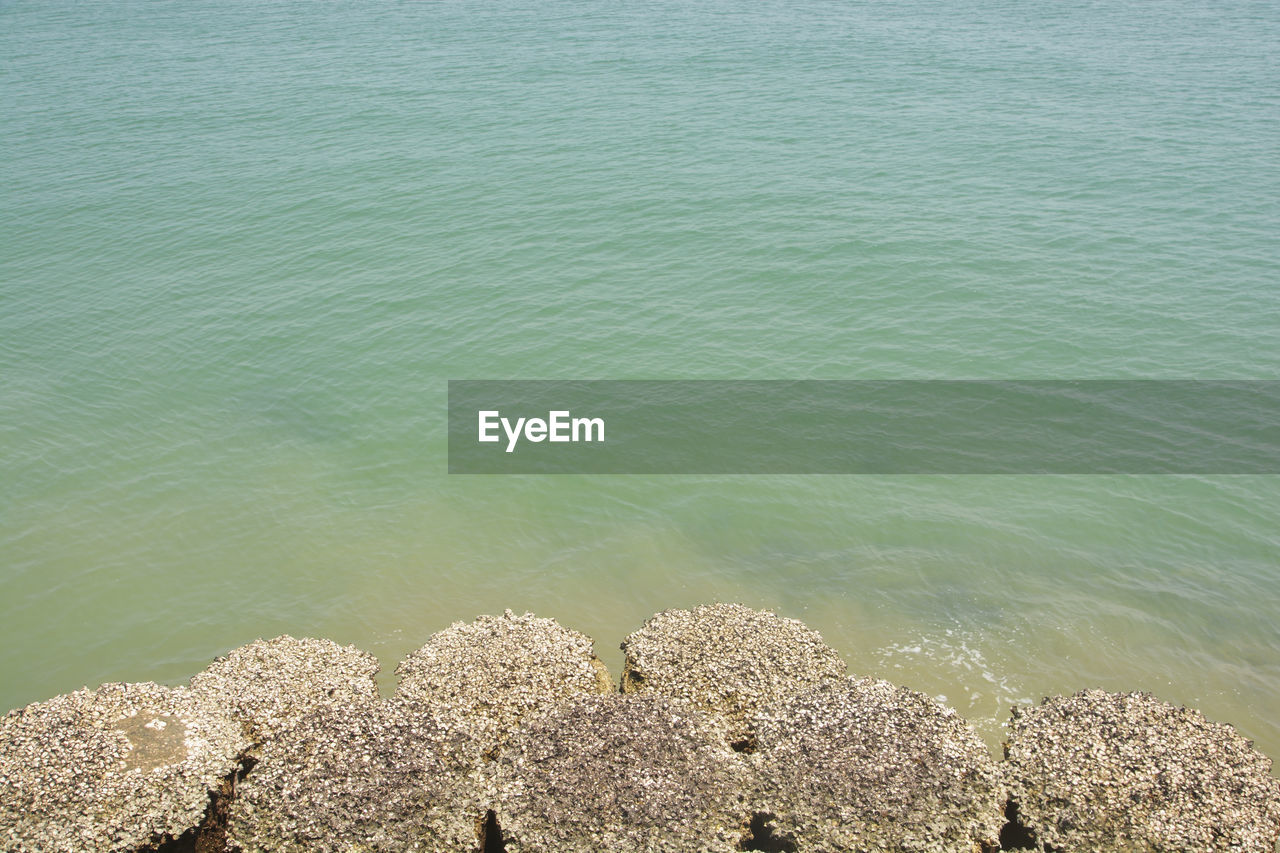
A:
394 610 612 759
1004 689 1280 852
486 692 750 853
190 635 381 743
228 695 479 853
7 616 1279 853
0 681 248 853
749 675 1005 853
620 603 846 745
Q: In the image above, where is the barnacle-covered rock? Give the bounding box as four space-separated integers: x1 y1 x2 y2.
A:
227 695 478 853
394 610 611 759
190 635 381 743
0 681 248 853
485 692 749 853
749 675 1005 853
620 603 846 745
1004 689 1280 852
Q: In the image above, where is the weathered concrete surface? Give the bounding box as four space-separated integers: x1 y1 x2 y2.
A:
394 610 612 759
189 635 381 743
486 692 749 853
0 681 248 853
227 696 479 853
620 603 846 745
1004 689 1280 852
749 675 1005 853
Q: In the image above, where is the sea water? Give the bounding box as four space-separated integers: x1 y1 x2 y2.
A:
2 0 1278 759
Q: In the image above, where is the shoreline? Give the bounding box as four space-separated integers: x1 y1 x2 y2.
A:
2 604 1278 852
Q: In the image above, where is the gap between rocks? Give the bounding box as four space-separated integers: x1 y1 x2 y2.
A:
738 812 797 852
999 798 1061 852
139 755 255 853
477 809 507 853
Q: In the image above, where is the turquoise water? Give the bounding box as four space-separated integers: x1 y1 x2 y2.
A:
2 0 1279 763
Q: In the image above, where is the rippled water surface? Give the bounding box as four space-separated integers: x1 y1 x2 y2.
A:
2 0 1279 759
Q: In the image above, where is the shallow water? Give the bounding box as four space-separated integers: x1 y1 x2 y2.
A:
2 0 1278 761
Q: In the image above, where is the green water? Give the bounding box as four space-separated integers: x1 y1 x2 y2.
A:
2 0 1278 762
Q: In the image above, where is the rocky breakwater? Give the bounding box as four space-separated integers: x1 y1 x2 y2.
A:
1 604 1277 852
